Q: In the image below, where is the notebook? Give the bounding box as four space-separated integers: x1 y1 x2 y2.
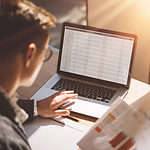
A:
32 22 137 118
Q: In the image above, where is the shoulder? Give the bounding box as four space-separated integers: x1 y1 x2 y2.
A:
0 115 31 150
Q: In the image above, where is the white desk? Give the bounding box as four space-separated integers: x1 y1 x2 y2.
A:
24 78 150 150
24 117 89 150
124 78 150 104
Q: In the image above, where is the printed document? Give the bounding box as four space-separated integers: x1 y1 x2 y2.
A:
78 96 150 150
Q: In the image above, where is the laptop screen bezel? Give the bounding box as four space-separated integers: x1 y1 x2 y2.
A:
57 22 137 89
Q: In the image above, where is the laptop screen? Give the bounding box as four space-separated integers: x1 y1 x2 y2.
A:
59 23 136 86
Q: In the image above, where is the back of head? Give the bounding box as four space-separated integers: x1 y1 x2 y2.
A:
0 0 56 60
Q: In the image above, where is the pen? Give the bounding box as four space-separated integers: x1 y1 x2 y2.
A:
64 116 79 122
40 116 84 132
40 116 65 126
40 116 79 125
50 118 65 126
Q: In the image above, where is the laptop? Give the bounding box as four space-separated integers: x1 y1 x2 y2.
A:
32 22 137 118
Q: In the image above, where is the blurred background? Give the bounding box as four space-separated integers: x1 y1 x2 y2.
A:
30 0 87 48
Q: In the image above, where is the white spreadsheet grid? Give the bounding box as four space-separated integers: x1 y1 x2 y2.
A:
60 28 134 85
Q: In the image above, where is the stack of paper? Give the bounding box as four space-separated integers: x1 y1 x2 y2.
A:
78 97 150 150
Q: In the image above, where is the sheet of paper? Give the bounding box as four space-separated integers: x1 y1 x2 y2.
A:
78 96 150 150
24 117 89 150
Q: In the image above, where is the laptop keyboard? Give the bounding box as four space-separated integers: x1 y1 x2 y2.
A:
52 79 116 103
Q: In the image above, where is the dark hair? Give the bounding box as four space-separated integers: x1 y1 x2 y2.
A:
0 0 56 59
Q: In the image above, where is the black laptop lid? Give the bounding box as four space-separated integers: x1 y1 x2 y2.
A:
57 22 137 88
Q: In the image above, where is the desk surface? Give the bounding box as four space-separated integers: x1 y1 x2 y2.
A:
19 49 150 150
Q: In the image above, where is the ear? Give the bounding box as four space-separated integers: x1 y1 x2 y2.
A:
25 43 37 68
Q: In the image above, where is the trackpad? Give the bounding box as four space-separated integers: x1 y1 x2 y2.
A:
71 99 109 118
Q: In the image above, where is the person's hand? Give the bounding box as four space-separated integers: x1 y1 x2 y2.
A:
37 90 78 118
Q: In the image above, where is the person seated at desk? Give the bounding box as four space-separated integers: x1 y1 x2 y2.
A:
0 0 77 149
